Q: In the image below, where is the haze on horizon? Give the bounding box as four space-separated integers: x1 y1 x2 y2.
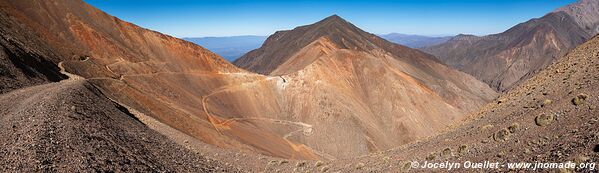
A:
84 0 576 38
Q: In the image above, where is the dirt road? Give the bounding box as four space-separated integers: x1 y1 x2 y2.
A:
0 63 239 172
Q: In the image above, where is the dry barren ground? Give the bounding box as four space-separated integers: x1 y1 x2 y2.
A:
0 73 239 172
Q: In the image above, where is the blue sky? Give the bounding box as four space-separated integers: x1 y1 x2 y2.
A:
84 0 576 37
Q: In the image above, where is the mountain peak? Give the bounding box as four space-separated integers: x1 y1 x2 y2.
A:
234 14 382 74
322 14 343 21
315 14 351 29
449 34 479 41
235 13 439 75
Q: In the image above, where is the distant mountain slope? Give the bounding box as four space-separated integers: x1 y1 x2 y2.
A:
556 0 599 35
183 36 267 61
423 0 599 92
379 33 452 48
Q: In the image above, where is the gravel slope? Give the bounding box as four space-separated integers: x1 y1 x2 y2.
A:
0 77 239 172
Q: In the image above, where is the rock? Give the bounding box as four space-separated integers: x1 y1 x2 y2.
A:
295 161 306 167
524 148 532 154
572 93 589 106
535 113 555 126
494 128 511 141
496 151 505 158
440 148 453 159
315 161 323 167
400 162 412 172
382 156 390 163
542 99 552 107
458 145 469 155
278 160 288 165
498 98 507 104
355 162 364 169
425 152 436 160
508 123 520 133
268 160 277 166
574 155 590 163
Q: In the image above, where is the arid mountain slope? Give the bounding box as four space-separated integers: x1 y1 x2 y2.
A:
0 0 495 160
233 15 497 158
423 0 599 91
556 0 599 35
0 77 236 172
234 15 438 76
293 34 599 173
0 0 311 160
0 10 67 93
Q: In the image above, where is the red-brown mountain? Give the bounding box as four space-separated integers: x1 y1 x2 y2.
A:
234 15 497 158
234 15 437 75
423 0 599 91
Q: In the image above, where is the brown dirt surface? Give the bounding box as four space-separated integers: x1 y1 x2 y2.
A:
0 76 240 172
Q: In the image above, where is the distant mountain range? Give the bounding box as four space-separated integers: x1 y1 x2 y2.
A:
183 34 450 61
183 36 267 61
423 0 599 91
378 33 452 48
